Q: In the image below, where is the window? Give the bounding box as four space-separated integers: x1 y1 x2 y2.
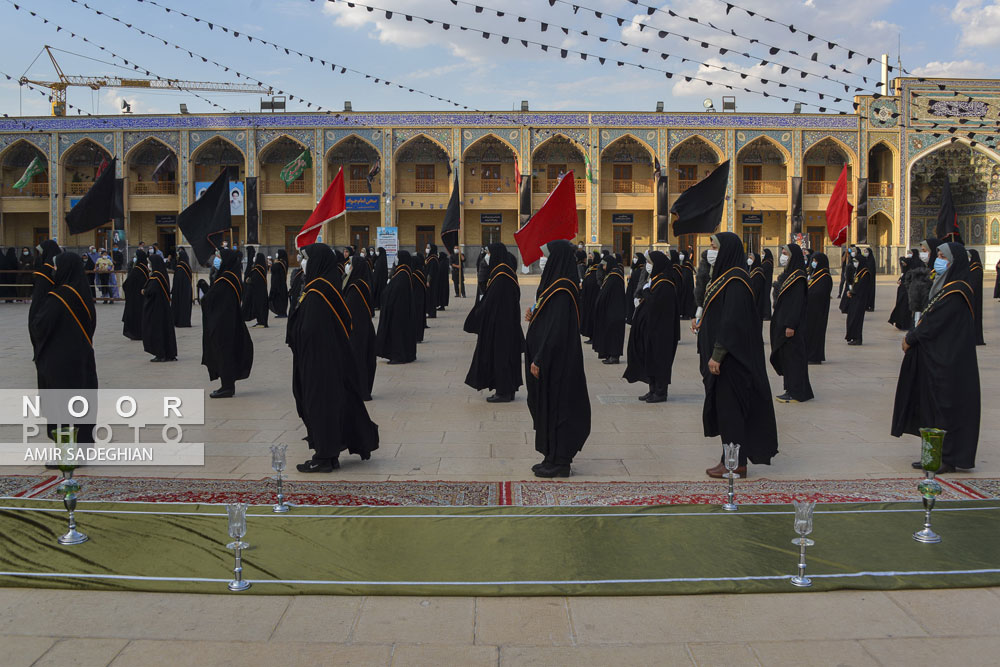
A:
612 224 633 258
742 225 761 255
546 164 567 179
350 164 367 180
415 164 435 193
416 225 436 251
481 163 501 181
806 166 825 182
807 226 824 252
481 224 502 246
678 164 697 180
612 164 632 180
742 165 762 181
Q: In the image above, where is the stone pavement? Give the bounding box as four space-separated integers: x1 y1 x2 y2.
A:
1 275 998 665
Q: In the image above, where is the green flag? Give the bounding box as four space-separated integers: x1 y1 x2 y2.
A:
13 156 46 189
584 154 594 184
279 149 312 186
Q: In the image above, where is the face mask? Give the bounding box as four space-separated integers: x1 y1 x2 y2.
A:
905 252 913 259
360 252 366 258
706 249 718 266
425 246 431 253
933 257 948 274
779 254 789 267
850 249 857 257
300 258 307 273
678 253 685 261
919 251 929 263
22 251 28 256
212 256 222 270
746 257 754 267
810 260 817 269
484 253 491 265
853 260 859 268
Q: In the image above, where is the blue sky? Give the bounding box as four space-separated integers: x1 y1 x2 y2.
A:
0 0 997 118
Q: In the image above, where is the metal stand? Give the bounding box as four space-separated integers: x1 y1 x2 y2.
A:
790 538 812 587
228 544 251 592
57 469 88 546
913 472 942 543
723 472 738 511
273 472 290 514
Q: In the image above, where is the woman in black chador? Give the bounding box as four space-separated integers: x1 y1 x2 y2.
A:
758 248 774 321
201 249 254 398
30 252 98 447
269 248 289 319
747 251 765 325
805 252 833 364
288 254 305 318
410 254 428 342
624 250 677 403
28 240 61 352
171 248 193 328
465 243 524 403
590 253 627 364
344 254 377 401
696 232 778 479
624 253 646 324
769 243 813 403
968 248 985 346
579 251 601 343
243 246 255 281
287 243 379 472
892 242 980 473
121 247 148 340
423 244 439 318
372 247 388 309
141 255 177 362
437 249 451 311
839 246 857 313
525 240 591 478
242 252 269 328
888 250 921 330
375 250 416 364
845 246 875 345
678 249 697 320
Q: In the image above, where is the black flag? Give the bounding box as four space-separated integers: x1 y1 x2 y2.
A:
669 160 730 236
935 178 962 243
177 169 232 266
440 173 460 248
66 157 117 234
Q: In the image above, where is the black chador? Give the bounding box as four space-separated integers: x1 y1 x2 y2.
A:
30 252 98 446
141 255 178 362
269 249 289 318
891 242 980 471
411 254 428 342
243 246 256 281
805 252 833 364
372 247 388 309
28 239 61 356
423 244 439 318
747 251 766 324
437 250 451 310
845 246 875 345
242 252 269 328
624 251 678 403
375 251 417 364
679 251 697 320
968 248 985 346
758 249 774 321
698 232 778 477
288 244 379 472
475 247 489 301
838 247 856 313
121 248 149 340
288 263 305 318
888 250 921 331
343 255 377 401
579 252 601 341
769 244 813 403
525 240 591 478
464 243 524 403
624 253 646 324
201 249 254 398
669 250 685 309
590 253 627 364
994 257 1000 300
171 248 193 328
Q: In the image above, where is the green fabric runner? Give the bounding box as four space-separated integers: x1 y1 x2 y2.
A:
1 499 999 596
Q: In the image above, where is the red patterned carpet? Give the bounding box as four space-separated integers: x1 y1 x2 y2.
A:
2 475 994 506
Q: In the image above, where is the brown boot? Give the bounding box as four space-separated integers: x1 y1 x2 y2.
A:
707 463 747 479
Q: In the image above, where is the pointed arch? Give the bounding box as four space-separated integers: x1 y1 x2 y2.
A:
736 135 790 163
393 132 450 159
531 133 586 162
803 135 857 169
190 135 247 164
62 137 112 164
327 133 381 160
668 134 725 162
0 137 49 164
600 134 654 163
258 133 308 163
463 132 519 160
124 135 176 164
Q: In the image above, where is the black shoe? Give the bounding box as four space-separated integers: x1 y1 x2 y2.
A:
533 463 571 478
583 339 593 345
638 392 651 401
807 361 822 365
486 393 514 403
531 461 547 473
912 461 956 474
775 393 799 404
150 357 165 362
601 357 620 365
295 458 338 473
646 392 667 403
847 340 862 346
275 314 287 319
209 387 235 399
387 360 405 365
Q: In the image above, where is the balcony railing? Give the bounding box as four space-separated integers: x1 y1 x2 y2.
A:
414 179 437 193
0 182 49 197
533 178 587 194
602 179 653 194
261 179 308 194
131 181 177 195
805 180 853 195
739 180 788 195
66 182 93 196
348 178 377 194
672 179 698 193
467 178 515 194
868 181 894 197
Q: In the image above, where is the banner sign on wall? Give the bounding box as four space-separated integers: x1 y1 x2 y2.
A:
377 226 398 268
196 181 244 215
347 194 380 211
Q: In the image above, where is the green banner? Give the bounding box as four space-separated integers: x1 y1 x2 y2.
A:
13 156 45 189
279 149 312 186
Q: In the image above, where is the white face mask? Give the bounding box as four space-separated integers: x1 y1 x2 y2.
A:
746 256 754 267
779 254 789 267
484 253 491 265
678 253 685 261
853 260 859 268
810 260 817 269
425 246 431 254
300 258 307 273
905 252 913 259
919 251 929 263
706 249 718 266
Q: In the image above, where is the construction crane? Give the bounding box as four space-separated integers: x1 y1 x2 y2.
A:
19 46 273 116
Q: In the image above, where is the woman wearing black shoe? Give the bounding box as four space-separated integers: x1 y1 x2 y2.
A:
591 253 627 365
242 252 269 328
288 243 379 473
624 251 677 403
343 254 377 401
141 255 177 362
805 252 833 364
171 248 193 328
268 248 289 319
525 240 591 478
845 246 875 345
201 250 254 398
769 243 813 403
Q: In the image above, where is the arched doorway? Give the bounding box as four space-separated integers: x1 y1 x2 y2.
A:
736 137 788 257
126 138 180 253
394 135 451 252
464 135 518 247
802 138 853 255
530 135 586 244
0 140 49 248
668 136 723 257
191 137 246 247
600 136 654 258
62 139 113 247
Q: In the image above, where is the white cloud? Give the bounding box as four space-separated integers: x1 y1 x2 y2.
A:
951 1 1000 48
870 19 901 33
911 59 991 78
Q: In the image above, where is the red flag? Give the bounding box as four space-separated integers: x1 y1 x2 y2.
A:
825 165 853 246
95 158 110 179
297 166 345 248
514 170 578 265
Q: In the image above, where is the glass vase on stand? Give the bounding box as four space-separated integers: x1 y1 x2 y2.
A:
226 503 251 591
54 426 88 546
722 443 740 511
269 443 290 513
913 427 945 544
790 500 816 587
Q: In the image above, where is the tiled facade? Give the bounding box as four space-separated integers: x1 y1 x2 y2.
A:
2 77 999 270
